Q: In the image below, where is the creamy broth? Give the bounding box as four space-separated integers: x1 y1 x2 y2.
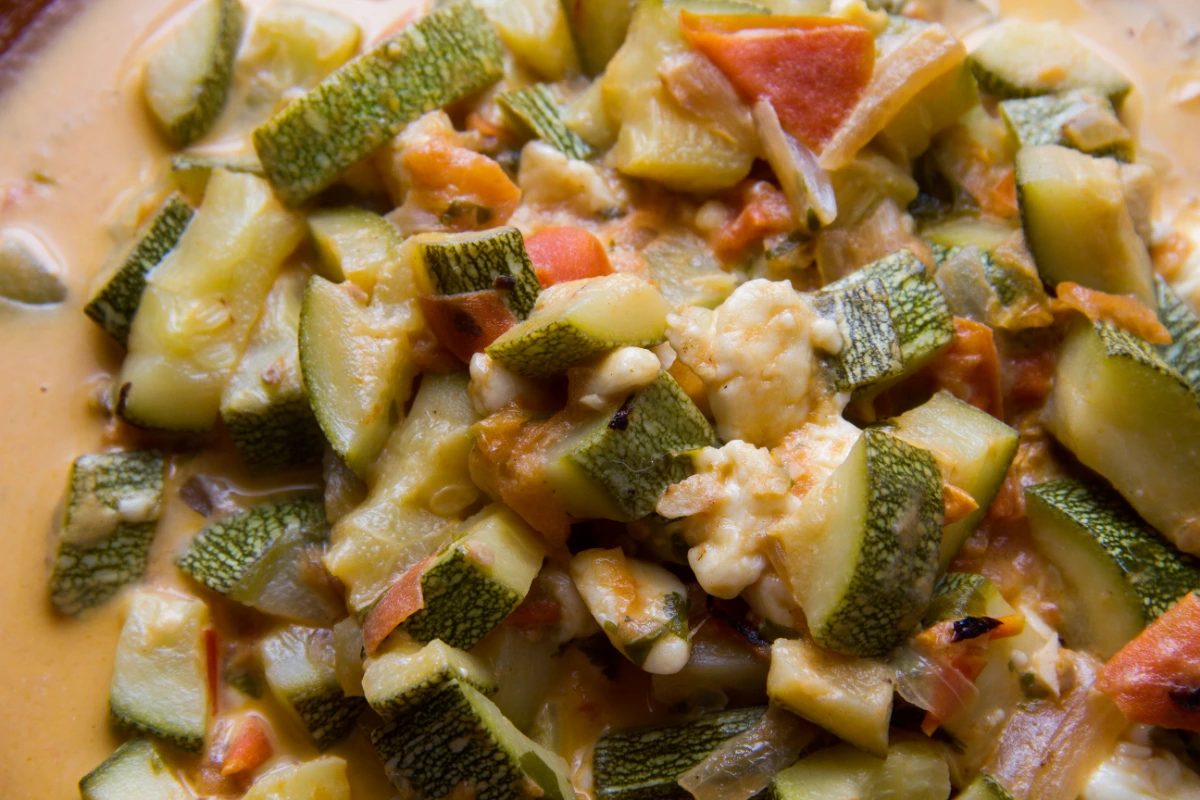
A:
0 0 1196 797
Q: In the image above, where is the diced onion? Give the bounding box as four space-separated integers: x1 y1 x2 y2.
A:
660 53 760 156
753 99 837 228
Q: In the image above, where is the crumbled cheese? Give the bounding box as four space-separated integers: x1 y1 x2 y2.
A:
652 341 677 371
468 353 545 416
772 416 862 500
1083 730 1200 800
657 442 797 599
540 566 600 644
667 279 842 446
568 347 662 410
1010 605 1062 698
116 490 161 524
742 568 802 630
517 141 626 216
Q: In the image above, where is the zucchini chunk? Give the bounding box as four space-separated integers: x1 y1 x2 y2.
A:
466 0 579 81
1016 145 1154 305
118 170 305 432
84 194 193 346
260 625 367 749
110 590 210 752
957 774 1014 800
411 227 542 320
969 20 1132 107
1026 479 1200 659
498 84 595 160
79 739 188 800
308 207 401 292
177 495 340 625
888 391 1020 569
370 680 574 800
242 756 350 800
1048 319 1200 555
50 450 165 616
767 637 893 758
591 707 766 800
999 89 1133 162
169 153 263 201
771 740 951 800
813 278 906 394
143 0 245 146
922 572 1015 628
1155 276 1200 394
876 61 980 163
643 229 738 310
772 428 944 658
0 228 67 305
220 271 324 473
253 1 504 205
564 0 638 77
546 371 714 521
487 274 671 380
400 506 546 651
363 638 497 722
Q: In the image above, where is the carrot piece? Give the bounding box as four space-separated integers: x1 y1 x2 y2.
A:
713 181 793 261
926 317 1004 419
1055 281 1172 344
1098 592 1200 732
525 226 613 288
943 483 980 527
362 554 437 655
419 290 518 363
220 715 274 777
401 138 522 230
679 13 874 150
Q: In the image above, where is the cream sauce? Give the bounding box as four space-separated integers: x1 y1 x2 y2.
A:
0 0 1196 797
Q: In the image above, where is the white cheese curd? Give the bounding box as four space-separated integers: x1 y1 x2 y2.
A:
1083 726 1200 800
666 279 842 447
568 346 662 410
771 416 862 500
742 568 803 631
468 352 546 416
517 140 626 216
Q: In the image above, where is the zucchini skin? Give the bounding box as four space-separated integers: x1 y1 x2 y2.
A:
416 227 541 319
1156 276 1200 394
79 739 188 800
814 278 905 393
497 84 595 160
261 625 367 750
253 1 504 205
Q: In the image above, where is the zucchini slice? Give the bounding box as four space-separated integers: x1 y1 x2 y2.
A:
876 61 980 163
468 0 579 80
957 774 1014 800
260 625 367 750
969 20 1132 107
771 740 951 800
220 270 324 473
486 274 671 380
999 89 1133 162
117 170 305 432
84 194 193 346
400 506 546 651
1048 319 1200 555
143 0 245 146
50 450 165 616
370 680 574 800
363 639 497 721
0 228 67 305
888 391 1020 569
772 428 944 658
1026 479 1200 659
169 153 263 201
564 0 638 77
1016 144 1154 305
253 1 504 205
177 495 340 625
411 227 542 320
79 739 188 800
1155 276 1200 394
767 637 893 758
498 84 595 160
813 278 906 394
592 707 766 800
110 590 210 752
242 757 350 800
307 207 401 292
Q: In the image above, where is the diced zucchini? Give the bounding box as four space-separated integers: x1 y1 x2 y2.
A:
117 170 304 431
363 639 498 721
1048 319 1200 555
0 228 66 305
771 740 951 800
298 275 415 478
400 506 546 650
498 84 595 160
1026 479 1200 659
956 774 1014 800
143 0 245 146
1016 144 1154 305
888 391 1020 569
79 739 188 800
643 230 738 310
546 371 714 521
177 495 340 625
411 227 541 320
220 271 324 473
469 0 579 80
563 0 638 76
49 450 165 616
242 756 350 800
813 278 906 394
969 20 1132 107
307 207 401 292
1155 276 1200 394
825 249 955 375
924 216 1018 254
84 194 193 346
772 428 944 657
999 89 1133 162
110 590 210 752
592 707 766 800
564 78 620 150
260 625 367 749
922 572 1015 628
487 274 670 380
253 1 503 205
876 61 980 162
767 637 893 758
169 153 263 201
324 373 479 614
370 680 574 800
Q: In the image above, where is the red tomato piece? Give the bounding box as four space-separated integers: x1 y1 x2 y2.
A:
220 715 273 777
362 554 437 655
419 290 518 363
525 226 613 288
714 181 793 262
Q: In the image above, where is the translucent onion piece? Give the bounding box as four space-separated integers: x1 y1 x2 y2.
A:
678 704 817 800
891 643 979 725
753 100 837 228
903 0 994 37
660 53 760 156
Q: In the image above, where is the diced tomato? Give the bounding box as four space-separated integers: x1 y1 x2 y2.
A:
713 181 793 261
220 715 273 777
525 226 613 288
362 554 436 655
419 290 518 363
679 13 874 150
401 137 522 230
926 317 1004 420
1005 348 1056 411
1055 282 1172 344
1098 592 1200 732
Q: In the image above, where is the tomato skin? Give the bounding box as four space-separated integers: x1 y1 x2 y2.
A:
1098 592 1200 732
525 226 613 288
419 290 518 363
714 181 792 262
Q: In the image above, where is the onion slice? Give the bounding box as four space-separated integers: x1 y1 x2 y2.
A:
753 99 837 228
660 53 760 156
